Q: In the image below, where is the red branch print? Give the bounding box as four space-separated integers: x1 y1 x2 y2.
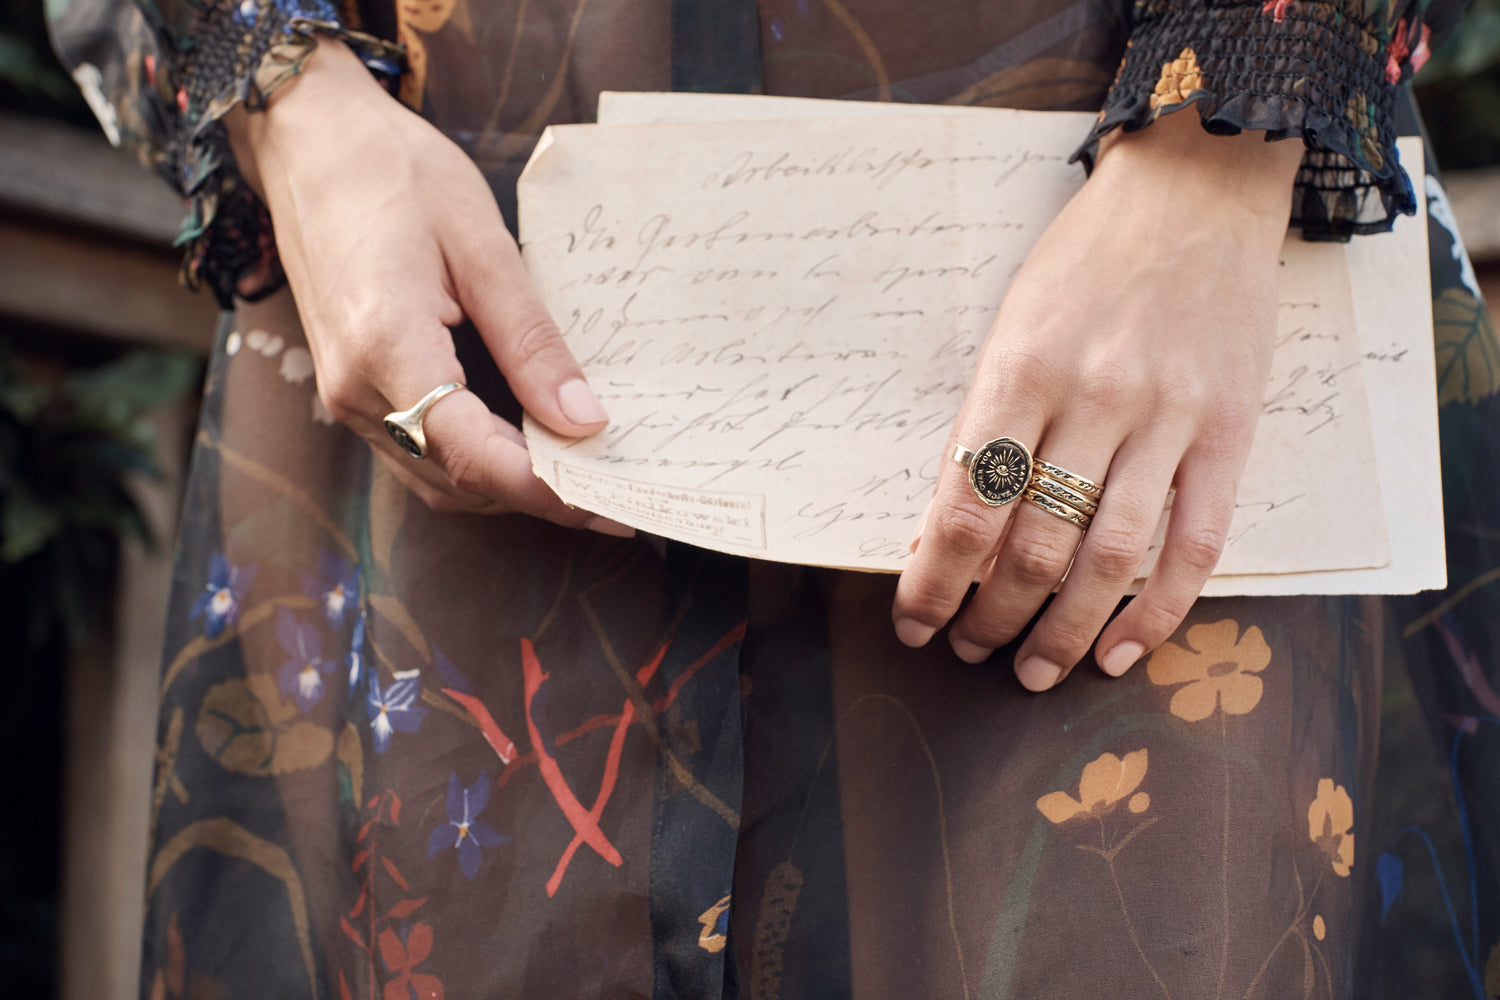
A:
521 638 623 869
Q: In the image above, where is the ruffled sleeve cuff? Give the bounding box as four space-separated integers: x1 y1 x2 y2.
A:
1072 1 1430 241
160 5 403 306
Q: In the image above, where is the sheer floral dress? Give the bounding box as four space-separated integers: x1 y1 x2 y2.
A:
48 1 1499 996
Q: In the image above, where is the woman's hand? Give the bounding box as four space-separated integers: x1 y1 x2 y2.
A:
225 37 629 532
892 110 1304 690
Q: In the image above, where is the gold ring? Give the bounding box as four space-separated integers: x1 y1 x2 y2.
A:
950 437 1034 507
1033 458 1103 500
1028 471 1100 517
383 382 466 459
1022 487 1094 530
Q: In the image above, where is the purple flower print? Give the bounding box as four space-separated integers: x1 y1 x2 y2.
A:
189 553 256 639
426 773 509 880
367 669 427 753
345 612 368 697
275 607 335 712
302 550 360 628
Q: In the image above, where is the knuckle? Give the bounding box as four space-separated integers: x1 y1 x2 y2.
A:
1175 523 1227 575
1084 525 1147 581
1007 531 1075 588
437 439 487 497
1033 618 1100 659
929 501 997 555
1075 360 1139 411
1130 598 1189 647
316 367 361 423
507 315 568 370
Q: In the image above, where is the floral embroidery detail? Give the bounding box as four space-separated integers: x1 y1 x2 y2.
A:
697 894 732 953
1149 47 1204 112
1260 0 1295 23
275 607 335 712
426 772 509 880
303 550 360 628
1146 619 1270 722
1036 749 1149 824
1309 778 1355 877
188 553 256 639
1345 93 1384 171
367 669 427 753
377 923 444 1000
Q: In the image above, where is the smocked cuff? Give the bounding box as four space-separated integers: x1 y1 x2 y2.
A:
1072 2 1419 241
166 7 403 306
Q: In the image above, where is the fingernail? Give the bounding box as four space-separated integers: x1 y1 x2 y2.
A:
1101 641 1144 677
1017 656 1064 692
909 497 934 553
585 515 635 538
950 637 993 664
894 617 937 647
558 378 609 426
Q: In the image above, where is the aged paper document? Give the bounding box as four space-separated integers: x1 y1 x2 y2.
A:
519 101 1439 592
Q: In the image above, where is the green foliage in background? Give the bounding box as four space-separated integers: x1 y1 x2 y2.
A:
1417 0 1500 171
0 346 199 650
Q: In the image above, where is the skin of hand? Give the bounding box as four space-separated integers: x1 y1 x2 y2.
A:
224 36 631 534
893 109 1305 691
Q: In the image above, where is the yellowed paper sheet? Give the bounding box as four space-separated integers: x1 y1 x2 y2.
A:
595 96 1442 594
517 105 1411 584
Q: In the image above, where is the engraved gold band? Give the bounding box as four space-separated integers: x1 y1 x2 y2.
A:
383 381 467 460
1022 487 1094 530
1027 472 1100 517
1032 459 1103 500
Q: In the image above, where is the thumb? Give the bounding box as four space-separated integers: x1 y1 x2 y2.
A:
456 227 608 438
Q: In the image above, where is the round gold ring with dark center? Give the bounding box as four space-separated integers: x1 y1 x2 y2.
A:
950 436 1034 507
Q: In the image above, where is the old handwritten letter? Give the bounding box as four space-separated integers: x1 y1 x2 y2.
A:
518 101 1437 591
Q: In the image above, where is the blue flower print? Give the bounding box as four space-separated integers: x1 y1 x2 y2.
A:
275 607 335 712
345 612 368 697
189 553 256 639
426 772 509 880
367 669 427 753
302 550 360 629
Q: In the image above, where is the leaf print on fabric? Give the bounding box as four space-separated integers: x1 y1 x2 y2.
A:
1308 778 1355 877
396 0 460 110
1434 288 1500 407
1146 619 1270 721
1344 93 1384 171
195 675 335 775
1036 749 1150 824
275 608 336 712
426 773 510 880
1149 47 1204 112
188 553 255 638
698 894 731 954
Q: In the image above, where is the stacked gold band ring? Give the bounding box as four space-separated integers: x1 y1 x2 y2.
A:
949 436 1104 530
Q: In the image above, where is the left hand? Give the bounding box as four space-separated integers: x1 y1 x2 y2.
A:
891 110 1304 691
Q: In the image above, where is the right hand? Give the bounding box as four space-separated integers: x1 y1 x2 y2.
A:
225 36 630 533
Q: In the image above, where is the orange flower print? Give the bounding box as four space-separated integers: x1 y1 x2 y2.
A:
1149 47 1205 112
1308 778 1355 877
1146 619 1270 722
1036 749 1149 824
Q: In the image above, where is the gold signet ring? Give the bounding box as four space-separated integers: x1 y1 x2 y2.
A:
950 437 1034 507
383 382 467 459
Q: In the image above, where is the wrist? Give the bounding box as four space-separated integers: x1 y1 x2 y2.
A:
1092 109 1303 238
224 35 389 198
